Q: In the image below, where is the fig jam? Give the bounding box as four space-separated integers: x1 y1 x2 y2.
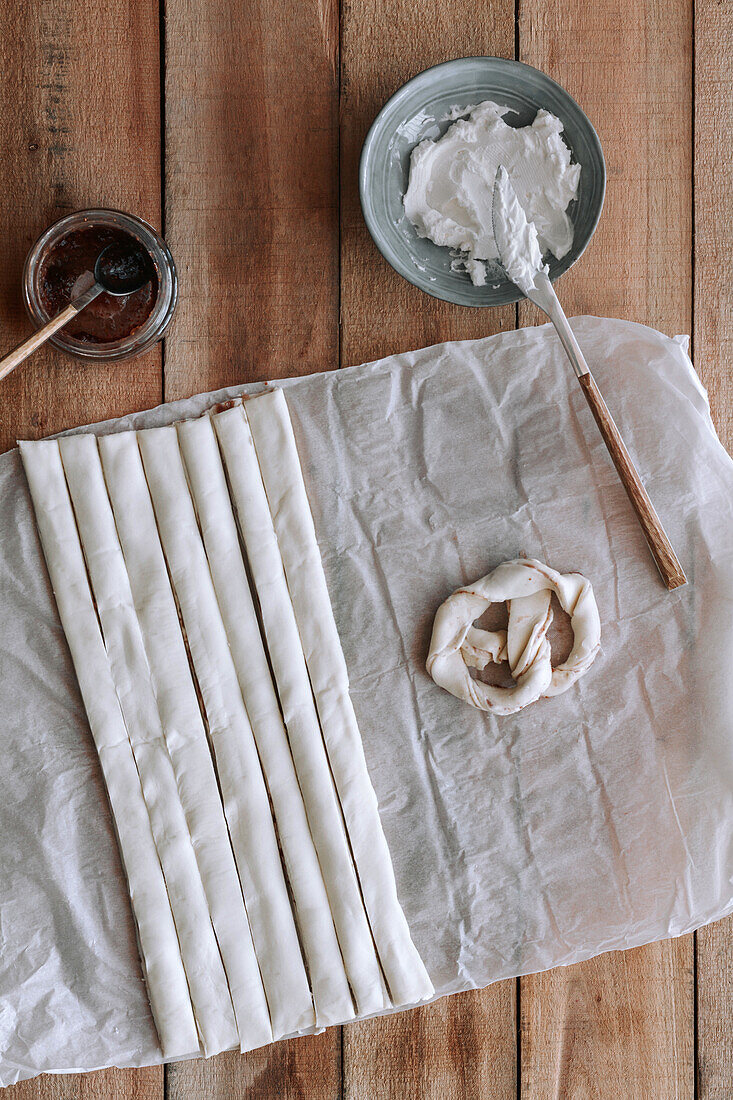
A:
37 226 158 343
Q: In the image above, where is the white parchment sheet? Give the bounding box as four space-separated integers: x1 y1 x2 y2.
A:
1 317 732 1086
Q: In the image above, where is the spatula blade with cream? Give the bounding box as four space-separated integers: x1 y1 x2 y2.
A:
491 164 548 295
491 166 686 591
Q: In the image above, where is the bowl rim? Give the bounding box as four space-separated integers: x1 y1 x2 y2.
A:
359 55 606 308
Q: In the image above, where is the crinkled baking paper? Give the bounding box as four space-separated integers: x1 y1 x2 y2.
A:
1 317 732 1086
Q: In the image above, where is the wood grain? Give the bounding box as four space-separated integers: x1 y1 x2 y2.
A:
697 924 733 1100
577 371 687 589
343 989 516 1100
163 0 341 1095
0 0 162 454
0 301 84 381
2 1068 162 1100
521 942 694 1099
163 0 339 398
340 1 517 1096
166 1031 341 1100
517 0 696 1096
694 0 733 1095
693 0 733 448
519 0 692 337
3 0 731 1095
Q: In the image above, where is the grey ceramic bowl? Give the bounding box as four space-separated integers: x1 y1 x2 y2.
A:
359 57 605 307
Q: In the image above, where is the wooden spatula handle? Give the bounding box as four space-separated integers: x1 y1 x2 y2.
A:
0 282 105 383
0 303 81 382
578 371 687 590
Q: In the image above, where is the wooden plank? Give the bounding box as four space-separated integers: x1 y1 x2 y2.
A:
518 1 696 1097
693 0 733 450
518 0 692 335
343 989 516 1100
0 0 162 455
167 1034 341 1100
694 0 733 1095
340 2 517 1097
2 1068 162 1100
163 0 339 398
698 923 733 1099
521 942 694 1098
0 0 163 1097
163 0 341 1094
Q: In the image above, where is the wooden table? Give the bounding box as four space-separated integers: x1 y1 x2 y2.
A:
1 0 731 1096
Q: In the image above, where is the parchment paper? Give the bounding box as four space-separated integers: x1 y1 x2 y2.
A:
1 316 732 1086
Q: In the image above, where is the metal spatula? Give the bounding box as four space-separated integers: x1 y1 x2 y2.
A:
492 167 686 591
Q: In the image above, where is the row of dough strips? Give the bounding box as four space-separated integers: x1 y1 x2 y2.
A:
21 389 434 1059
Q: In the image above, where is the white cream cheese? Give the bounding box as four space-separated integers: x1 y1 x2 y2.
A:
492 165 545 295
403 101 580 287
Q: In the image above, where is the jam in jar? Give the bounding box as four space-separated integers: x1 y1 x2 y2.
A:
24 210 177 362
38 226 158 344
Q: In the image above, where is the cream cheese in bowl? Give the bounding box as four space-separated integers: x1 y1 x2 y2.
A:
359 56 605 307
403 101 580 287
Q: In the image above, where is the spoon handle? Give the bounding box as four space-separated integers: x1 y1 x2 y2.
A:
0 283 103 383
577 371 687 590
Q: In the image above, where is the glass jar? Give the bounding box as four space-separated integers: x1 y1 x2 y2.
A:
23 208 178 362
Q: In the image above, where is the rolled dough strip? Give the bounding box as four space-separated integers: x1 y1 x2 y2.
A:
19 439 199 1061
213 404 389 1018
137 425 314 1039
177 415 354 1027
244 390 435 1007
97 431 272 1053
58 433 239 1058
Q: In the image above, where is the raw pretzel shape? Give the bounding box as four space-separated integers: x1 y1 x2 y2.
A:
427 558 601 716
